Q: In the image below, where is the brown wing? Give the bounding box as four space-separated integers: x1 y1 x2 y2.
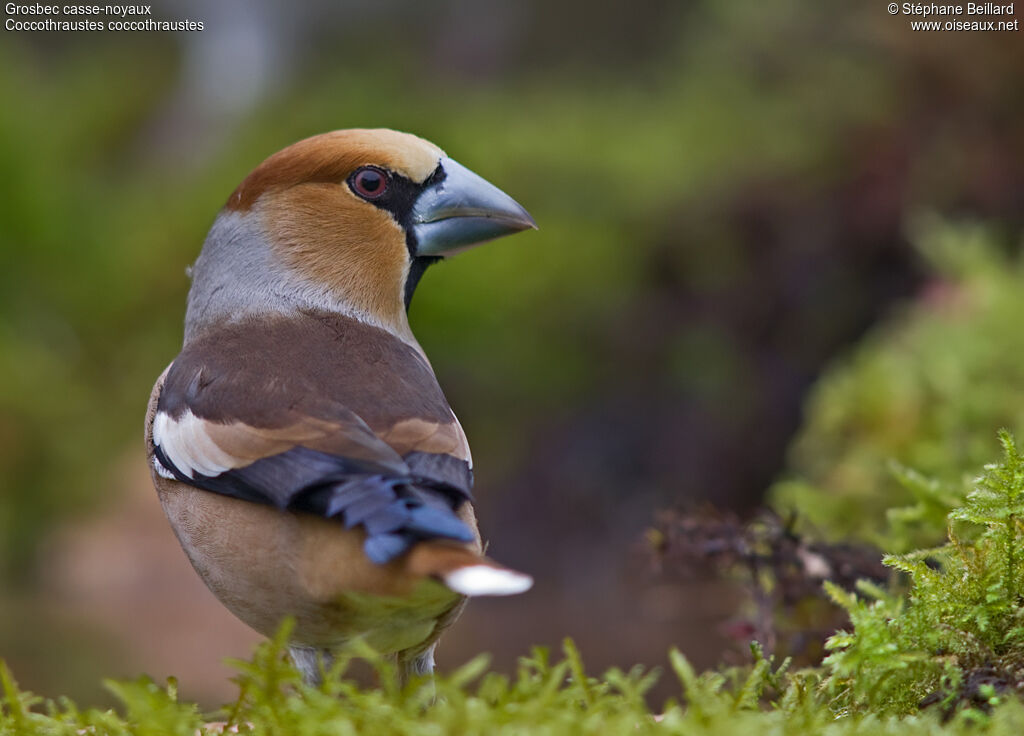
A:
149 311 475 563
155 310 469 465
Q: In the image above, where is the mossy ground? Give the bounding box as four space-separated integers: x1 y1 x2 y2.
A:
4 636 1024 735
5 433 1024 734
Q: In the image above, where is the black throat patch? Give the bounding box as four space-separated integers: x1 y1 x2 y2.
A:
404 256 441 310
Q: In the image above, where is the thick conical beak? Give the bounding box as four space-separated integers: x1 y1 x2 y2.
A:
411 157 537 257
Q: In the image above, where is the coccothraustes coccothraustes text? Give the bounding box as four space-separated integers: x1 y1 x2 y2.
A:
145 129 536 682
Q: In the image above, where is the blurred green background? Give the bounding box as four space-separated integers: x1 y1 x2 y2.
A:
1 0 1022 708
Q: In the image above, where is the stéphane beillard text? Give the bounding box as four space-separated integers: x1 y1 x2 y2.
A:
901 3 1015 15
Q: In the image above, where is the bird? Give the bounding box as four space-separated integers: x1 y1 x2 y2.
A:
145 128 536 684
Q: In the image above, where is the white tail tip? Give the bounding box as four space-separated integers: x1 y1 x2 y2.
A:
443 565 534 597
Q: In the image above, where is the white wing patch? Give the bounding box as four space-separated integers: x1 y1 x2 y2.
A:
450 410 473 470
152 455 177 480
152 409 242 480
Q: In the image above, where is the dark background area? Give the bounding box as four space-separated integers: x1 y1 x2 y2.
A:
0 0 1021 706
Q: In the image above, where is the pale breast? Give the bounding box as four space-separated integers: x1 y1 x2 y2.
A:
154 479 462 650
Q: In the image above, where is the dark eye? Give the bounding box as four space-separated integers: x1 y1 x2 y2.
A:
350 166 389 199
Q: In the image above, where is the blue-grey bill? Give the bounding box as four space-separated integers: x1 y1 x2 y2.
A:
412 157 536 256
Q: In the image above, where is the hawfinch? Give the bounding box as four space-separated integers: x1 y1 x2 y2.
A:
145 129 536 682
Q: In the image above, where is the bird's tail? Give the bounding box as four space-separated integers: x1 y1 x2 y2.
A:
408 543 533 597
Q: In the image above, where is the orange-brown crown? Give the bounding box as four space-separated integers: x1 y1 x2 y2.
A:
226 129 444 211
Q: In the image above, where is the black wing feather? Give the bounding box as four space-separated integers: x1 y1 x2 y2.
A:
154 445 474 564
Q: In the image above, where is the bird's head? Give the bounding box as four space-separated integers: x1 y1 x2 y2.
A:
186 129 535 341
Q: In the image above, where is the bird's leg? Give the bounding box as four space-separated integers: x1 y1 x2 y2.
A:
399 643 436 683
288 645 335 687
397 644 437 703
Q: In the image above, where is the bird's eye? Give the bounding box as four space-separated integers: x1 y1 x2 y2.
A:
350 167 389 199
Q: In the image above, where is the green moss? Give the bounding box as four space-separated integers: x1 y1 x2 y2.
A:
772 219 1024 552
824 432 1024 718
4 554 1024 736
